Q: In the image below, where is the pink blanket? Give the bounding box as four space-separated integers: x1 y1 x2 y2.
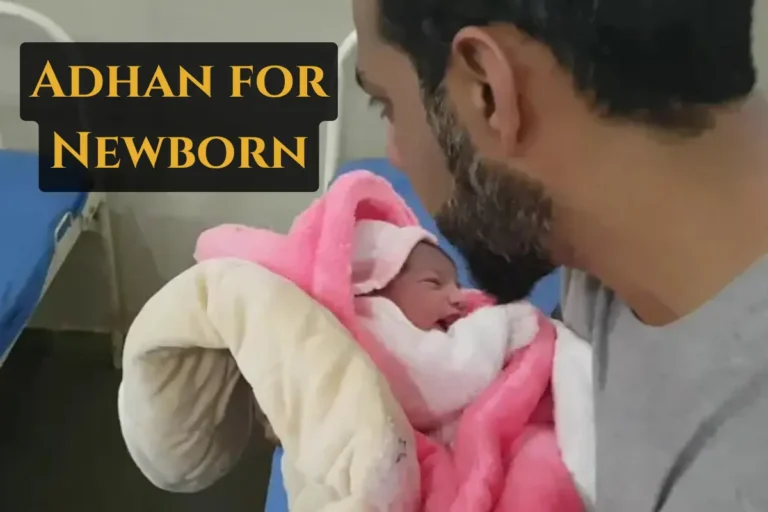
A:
194 170 583 512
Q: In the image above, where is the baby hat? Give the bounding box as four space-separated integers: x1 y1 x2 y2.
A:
352 219 438 295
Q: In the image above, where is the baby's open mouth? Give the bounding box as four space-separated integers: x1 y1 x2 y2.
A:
437 313 461 331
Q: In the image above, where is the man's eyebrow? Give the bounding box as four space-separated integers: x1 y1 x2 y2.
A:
354 68 365 89
355 68 385 96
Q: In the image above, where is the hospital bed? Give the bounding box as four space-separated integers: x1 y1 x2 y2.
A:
0 3 125 369
264 29 561 511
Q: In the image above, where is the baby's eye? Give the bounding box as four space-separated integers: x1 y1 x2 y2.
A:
423 277 442 287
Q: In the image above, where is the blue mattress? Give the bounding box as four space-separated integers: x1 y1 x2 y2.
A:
0 150 87 362
264 158 561 511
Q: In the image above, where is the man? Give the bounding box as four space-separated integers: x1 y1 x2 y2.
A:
353 0 768 510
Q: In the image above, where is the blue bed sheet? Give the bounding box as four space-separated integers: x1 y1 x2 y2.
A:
0 150 87 362
264 158 561 512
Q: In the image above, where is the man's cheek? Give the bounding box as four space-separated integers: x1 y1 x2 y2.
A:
414 178 452 215
389 122 453 213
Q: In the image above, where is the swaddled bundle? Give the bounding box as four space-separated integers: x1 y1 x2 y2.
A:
351 219 544 443
340 218 593 511
119 170 594 512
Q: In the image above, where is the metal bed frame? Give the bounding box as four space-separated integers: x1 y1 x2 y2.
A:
0 1 125 368
322 30 358 192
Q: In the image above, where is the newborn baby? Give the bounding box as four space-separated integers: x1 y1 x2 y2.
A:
352 220 541 441
369 241 465 331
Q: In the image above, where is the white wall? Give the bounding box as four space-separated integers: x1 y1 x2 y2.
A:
758 0 768 89
1 0 767 331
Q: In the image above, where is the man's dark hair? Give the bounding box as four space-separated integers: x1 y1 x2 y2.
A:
377 0 756 132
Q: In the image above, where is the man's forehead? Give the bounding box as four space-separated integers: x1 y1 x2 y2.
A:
354 36 386 92
352 0 418 93
352 0 390 69
352 0 379 40
356 52 407 95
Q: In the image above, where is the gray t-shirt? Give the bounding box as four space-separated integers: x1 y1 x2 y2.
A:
561 256 768 512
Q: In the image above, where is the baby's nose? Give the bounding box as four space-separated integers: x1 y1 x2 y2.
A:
447 287 465 311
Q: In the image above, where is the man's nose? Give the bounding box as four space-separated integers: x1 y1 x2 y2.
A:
385 123 403 167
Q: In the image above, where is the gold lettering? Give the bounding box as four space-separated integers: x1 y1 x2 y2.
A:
239 137 269 168
169 137 195 168
31 64 217 98
123 137 165 167
107 66 141 97
255 65 292 98
143 67 175 97
30 61 65 97
95 136 121 168
70 66 104 97
297 66 328 97
272 137 306 168
51 135 307 170
230 65 253 98
52 131 90 168
178 66 212 97
198 136 235 169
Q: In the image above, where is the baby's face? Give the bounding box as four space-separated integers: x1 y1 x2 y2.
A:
381 242 464 330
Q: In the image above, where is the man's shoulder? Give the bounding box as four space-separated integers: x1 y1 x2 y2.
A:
664 381 768 511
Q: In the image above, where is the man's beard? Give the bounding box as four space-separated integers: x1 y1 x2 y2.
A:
424 85 555 304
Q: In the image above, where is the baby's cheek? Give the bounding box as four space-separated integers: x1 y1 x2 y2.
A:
402 300 438 330
423 297 451 326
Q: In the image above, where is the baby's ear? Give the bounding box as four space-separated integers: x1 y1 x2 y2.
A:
461 289 496 314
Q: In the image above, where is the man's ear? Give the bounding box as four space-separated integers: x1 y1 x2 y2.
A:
449 26 522 159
